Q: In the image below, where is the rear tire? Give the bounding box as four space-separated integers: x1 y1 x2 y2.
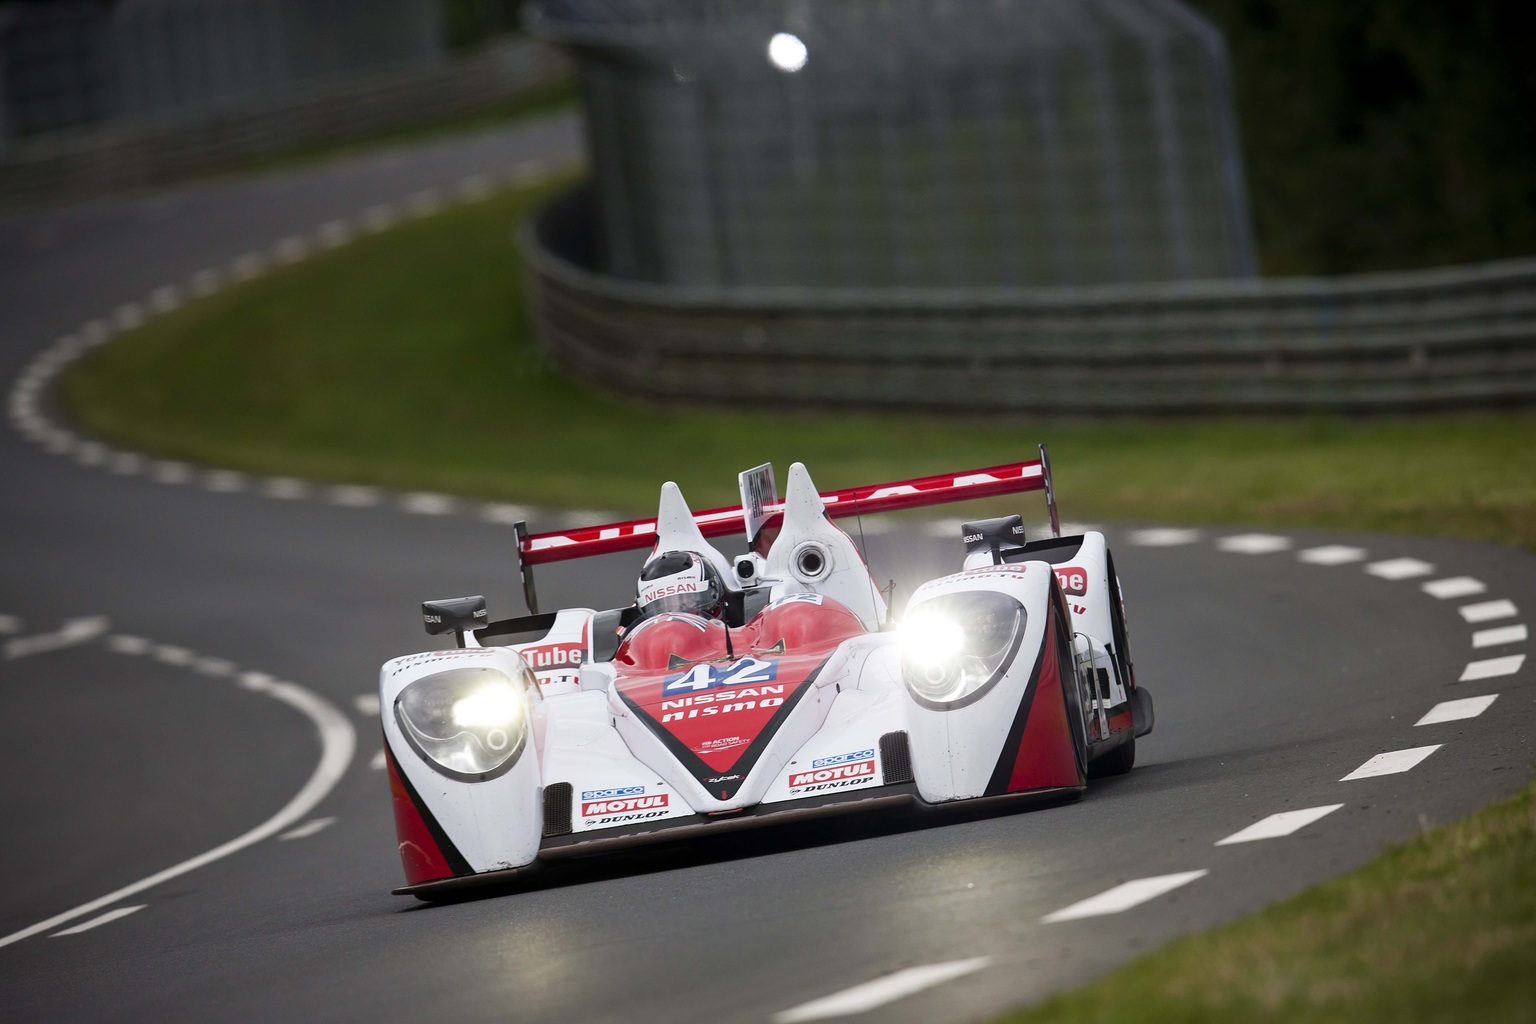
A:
1089 733 1136 777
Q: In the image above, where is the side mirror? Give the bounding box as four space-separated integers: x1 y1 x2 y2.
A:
422 595 488 637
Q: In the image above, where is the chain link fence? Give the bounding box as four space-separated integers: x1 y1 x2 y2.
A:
533 0 1255 290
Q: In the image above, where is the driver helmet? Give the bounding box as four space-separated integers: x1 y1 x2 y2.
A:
637 551 725 621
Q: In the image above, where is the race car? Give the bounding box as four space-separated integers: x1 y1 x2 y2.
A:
380 447 1153 898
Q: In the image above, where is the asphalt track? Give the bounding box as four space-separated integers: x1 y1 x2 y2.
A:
0 114 1533 1023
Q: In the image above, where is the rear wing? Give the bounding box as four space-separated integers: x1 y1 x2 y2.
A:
513 444 1061 613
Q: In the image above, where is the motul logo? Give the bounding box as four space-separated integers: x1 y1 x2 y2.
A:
582 794 668 817
788 759 874 788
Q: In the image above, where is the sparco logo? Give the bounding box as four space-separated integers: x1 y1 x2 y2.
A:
788 759 875 788
582 794 669 817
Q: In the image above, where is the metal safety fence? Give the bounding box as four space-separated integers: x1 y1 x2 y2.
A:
522 186 1536 413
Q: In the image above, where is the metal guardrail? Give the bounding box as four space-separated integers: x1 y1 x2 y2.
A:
0 39 570 213
522 186 1536 412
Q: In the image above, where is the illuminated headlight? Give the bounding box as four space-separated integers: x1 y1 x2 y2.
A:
899 592 1025 707
395 666 531 781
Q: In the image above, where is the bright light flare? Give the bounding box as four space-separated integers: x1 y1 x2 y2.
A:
451 683 522 729
768 32 808 73
899 612 966 668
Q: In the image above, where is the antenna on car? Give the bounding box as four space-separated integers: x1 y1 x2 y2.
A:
849 486 887 627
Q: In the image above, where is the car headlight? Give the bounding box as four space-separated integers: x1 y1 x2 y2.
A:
899 591 1025 707
394 666 531 781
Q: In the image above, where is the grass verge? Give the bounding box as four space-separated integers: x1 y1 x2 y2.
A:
60 177 1536 551
1001 780 1536 1024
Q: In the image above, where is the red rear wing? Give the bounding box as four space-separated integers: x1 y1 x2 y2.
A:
520 456 1052 567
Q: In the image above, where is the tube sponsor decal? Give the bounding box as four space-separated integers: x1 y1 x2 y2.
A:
1054 567 1088 596
518 641 587 671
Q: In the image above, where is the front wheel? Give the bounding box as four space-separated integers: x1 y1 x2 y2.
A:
1089 733 1136 777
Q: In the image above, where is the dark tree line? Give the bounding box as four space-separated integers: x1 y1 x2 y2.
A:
1192 0 1536 274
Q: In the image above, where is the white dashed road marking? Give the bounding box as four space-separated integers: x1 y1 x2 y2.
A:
1041 870 1208 923
1340 745 1442 781
262 477 309 500
0 615 19 635
279 817 336 841
353 694 381 716
1214 805 1344 846
107 634 151 654
50 905 146 937
773 958 993 1023
1459 600 1518 624
1421 577 1487 600
1472 624 1527 648
1365 558 1436 580
481 503 530 525
1217 533 1291 554
4 616 110 659
1416 695 1499 727
328 485 381 508
370 750 387 770
400 492 456 516
1127 528 1200 546
1297 545 1367 565
1460 655 1525 682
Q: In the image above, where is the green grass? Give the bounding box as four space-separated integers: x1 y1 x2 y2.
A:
1000 780 1536 1024
61 178 1536 550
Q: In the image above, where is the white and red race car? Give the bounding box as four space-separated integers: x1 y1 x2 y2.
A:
380 448 1152 898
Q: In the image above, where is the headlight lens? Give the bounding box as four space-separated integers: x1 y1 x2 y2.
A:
899 591 1025 706
395 666 530 781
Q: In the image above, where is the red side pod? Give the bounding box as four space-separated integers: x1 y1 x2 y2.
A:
386 744 457 886
1004 606 1086 793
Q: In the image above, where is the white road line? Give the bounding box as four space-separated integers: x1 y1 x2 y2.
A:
1127 527 1200 546
353 693 381 716
151 461 193 485
279 817 336 841
148 285 182 314
407 188 442 216
204 470 247 493
190 268 223 296
1460 654 1525 682
273 235 310 264
370 749 387 770
457 174 492 201
1216 533 1291 554
1473 624 1527 648
230 252 266 281
316 219 352 249
1041 870 1208 923
1297 545 1367 565
1459 600 1518 624
362 204 397 232
192 657 235 678
108 451 144 475
0 615 19 635
1365 557 1436 580
773 958 993 1023
566 508 614 528
1422 577 1487 600
5 616 110 659
1416 695 1498 727
1340 745 1441 781
0 659 354 949
1215 804 1344 846
262 477 310 500
400 492 456 515
106 634 150 654
480 502 530 525
113 302 144 331
50 905 146 937
327 484 381 507
153 645 193 666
